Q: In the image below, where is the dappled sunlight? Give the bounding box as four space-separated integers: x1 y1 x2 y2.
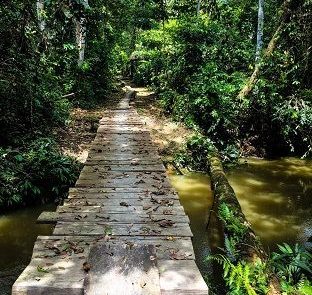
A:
228 158 312 249
244 177 267 187
132 86 195 156
169 158 312 255
245 157 312 178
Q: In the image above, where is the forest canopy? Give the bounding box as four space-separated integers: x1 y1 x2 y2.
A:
0 0 311 208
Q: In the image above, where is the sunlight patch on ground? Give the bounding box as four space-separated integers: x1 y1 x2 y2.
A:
132 85 194 157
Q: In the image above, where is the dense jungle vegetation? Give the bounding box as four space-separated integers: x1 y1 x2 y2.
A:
1 0 311 207
0 1 311 294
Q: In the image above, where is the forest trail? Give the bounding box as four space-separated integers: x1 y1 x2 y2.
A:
12 88 208 294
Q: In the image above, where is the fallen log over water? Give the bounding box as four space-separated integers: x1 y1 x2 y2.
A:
207 152 281 295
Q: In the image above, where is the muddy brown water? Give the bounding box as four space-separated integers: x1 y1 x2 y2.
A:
0 157 311 294
0 205 54 295
169 157 312 292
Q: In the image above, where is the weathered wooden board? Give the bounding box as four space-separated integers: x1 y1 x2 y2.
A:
90 141 155 148
88 147 159 155
102 109 137 114
75 178 172 189
97 127 149 134
31 236 195 261
89 143 157 149
94 134 153 142
84 244 160 295
99 122 144 126
12 256 87 295
76 171 171 188
56 205 186 215
68 187 177 194
53 222 193 237
37 212 189 224
158 260 209 295
78 171 168 181
67 192 179 200
84 159 161 166
62 198 180 207
86 155 160 163
81 164 165 173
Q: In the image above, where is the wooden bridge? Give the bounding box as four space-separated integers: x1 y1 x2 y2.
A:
12 90 208 295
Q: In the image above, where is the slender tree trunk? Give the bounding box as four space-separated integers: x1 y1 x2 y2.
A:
237 0 294 100
76 19 87 66
255 0 264 63
197 0 201 16
76 0 88 66
36 0 46 31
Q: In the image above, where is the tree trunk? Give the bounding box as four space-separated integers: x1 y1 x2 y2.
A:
207 152 282 295
76 19 87 66
36 0 46 31
237 0 294 100
76 0 88 66
197 0 201 16
207 153 267 261
255 0 264 63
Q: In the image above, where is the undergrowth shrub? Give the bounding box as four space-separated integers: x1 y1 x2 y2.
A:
0 138 82 210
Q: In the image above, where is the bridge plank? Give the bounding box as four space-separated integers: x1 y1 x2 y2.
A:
69 187 177 194
67 192 179 200
37 212 189 224
56 205 186 215
53 222 193 237
31 236 195 261
62 198 180 207
84 243 160 295
159 260 209 295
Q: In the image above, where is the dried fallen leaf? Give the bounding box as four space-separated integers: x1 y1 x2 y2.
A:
120 202 129 207
169 249 192 260
163 209 173 215
83 262 91 273
166 236 176 241
140 282 147 288
158 220 175 228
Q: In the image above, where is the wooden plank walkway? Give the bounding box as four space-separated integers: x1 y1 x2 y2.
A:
12 90 208 295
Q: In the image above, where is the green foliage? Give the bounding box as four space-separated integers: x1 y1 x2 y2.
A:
217 203 249 262
219 204 248 238
208 255 269 295
0 138 82 210
131 1 312 159
212 241 312 295
271 243 312 287
175 134 239 171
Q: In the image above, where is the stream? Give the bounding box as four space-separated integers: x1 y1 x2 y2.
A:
0 205 54 295
0 157 311 294
168 157 312 292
